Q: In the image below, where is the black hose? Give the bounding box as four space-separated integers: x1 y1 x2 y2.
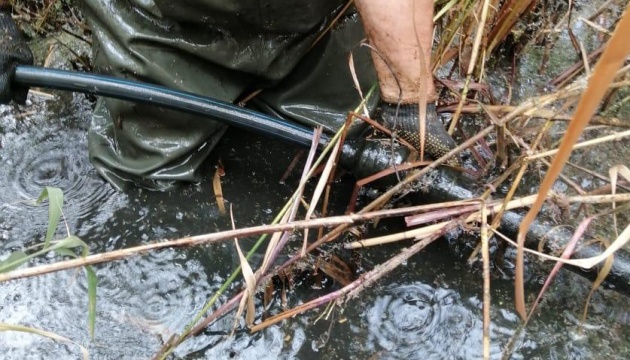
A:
13 65 325 148
343 142 630 296
420 166 630 297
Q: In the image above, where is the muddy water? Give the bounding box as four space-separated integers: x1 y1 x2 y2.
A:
3 3 630 358
2 89 630 360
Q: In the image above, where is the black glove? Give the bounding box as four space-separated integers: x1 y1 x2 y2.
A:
0 10 33 104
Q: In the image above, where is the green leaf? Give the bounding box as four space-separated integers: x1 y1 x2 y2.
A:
85 266 97 339
2 187 98 342
36 187 64 249
0 237 87 273
54 248 77 258
51 236 89 257
53 241 98 339
0 251 29 273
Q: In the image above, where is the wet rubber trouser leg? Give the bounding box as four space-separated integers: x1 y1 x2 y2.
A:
255 12 378 132
82 0 253 189
81 0 365 189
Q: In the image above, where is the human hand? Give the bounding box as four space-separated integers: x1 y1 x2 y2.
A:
0 10 33 104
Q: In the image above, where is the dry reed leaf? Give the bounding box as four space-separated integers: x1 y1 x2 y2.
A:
609 165 630 238
347 192 630 249
527 129 630 161
497 221 630 270
580 237 614 329
234 238 256 327
448 0 493 134
434 0 459 22
260 211 290 276
263 281 274 311
515 7 630 320
405 203 480 226
0 323 89 360
230 207 256 328
432 0 476 71
345 221 445 248
261 128 322 274
347 159 430 214
526 216 594 321
280 149 305 183
302 139 342 255
212 161 226 215
486 0 537 54
44 43 57 68
319 114 355 229
318 255 354 287
348 51 370 117
412 1 428 160
481 202 491 360
579 17 613 36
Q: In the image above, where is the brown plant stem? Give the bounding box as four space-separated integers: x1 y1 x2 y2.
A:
250 234 442 333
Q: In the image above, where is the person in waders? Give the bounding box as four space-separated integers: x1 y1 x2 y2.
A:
1 0 458 190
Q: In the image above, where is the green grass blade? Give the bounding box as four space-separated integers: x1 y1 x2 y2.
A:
51 235 89 256
0 236 86 273
0 251 29 272
85 265 97 339
0 250 42 273
36 187 64 249
53 248 77 258
5 187 98 341
52 246 98 339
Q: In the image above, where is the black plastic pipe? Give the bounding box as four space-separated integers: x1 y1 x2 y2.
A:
13 65 325 148
344 142 630 296
420 166 630 297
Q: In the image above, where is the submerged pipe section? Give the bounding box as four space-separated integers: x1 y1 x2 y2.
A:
345 143 630 295
419 158 630 296
14 65 630 296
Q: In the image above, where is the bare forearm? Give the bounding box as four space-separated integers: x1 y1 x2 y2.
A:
355 0 436 103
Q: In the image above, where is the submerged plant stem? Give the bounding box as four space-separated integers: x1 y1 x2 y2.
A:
250 234 442 333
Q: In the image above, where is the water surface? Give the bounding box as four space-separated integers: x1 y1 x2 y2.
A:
2 3 630 357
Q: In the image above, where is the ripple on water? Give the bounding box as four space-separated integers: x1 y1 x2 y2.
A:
0 250 217 359
93 246 305 359
0 123 126 246
365 283 503 359
0 104 307 359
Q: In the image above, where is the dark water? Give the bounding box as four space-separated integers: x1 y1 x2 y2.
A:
2 89 630 360
3 5 630 354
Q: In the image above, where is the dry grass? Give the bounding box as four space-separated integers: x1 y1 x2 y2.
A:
2 1 630 359
10 0 84 37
